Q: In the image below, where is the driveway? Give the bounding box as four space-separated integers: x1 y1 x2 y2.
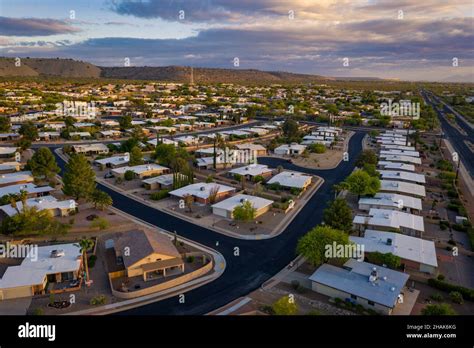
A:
0 297 31 315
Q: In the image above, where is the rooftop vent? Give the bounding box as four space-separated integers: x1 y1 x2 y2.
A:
200 186 206 191
369 269 378 283
50 249 65 258
387 238 393 245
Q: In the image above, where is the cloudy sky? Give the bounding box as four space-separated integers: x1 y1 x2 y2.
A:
0 0 473 82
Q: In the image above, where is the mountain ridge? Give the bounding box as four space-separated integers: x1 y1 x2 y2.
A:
0 57 383 83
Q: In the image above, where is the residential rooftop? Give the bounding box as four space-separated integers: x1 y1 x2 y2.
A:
309 259 409 308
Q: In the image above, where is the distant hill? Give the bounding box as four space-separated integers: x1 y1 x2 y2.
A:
100 66 331 84
0 58 101 78
1 57 390 83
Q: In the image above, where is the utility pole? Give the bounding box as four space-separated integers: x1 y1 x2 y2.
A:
455 159 461 181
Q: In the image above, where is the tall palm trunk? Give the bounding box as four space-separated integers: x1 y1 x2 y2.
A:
83 250 90 282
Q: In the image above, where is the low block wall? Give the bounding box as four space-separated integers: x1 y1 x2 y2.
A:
109 255 213 299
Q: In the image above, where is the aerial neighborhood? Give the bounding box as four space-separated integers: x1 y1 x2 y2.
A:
0 73 472 319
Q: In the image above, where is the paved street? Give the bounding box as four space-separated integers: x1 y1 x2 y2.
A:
54 131 366 315
422 90 474 177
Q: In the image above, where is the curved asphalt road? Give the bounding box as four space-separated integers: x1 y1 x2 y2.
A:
54 131 366 315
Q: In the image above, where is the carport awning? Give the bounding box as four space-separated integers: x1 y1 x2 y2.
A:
141 257 184 273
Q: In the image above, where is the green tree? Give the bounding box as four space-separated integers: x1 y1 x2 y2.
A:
345 169 380 199
124 170 135 181
19 121 38 141
62 154 96 200
282 118 299 141
323 198 353 232
27 147 60 182
129 146 143 166
15 138 31 151
118 115 132 130
362 163 379 177
296 225 350 266
155 143 176 166
421 303 456 315
1 196 69 236
309 143 326 154
0 116 11 132
366 252 401 269
233 200 257 221
90 189 113 210
272 295 298 315
355 150 378 168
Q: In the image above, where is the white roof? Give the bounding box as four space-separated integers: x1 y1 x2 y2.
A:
0 243 82 289
0 171 33 186
255 124 278 130
0 183 54 197
381 144 416 151
195 148 223 156
350 230 437 267
241 127 268 135
267 171 311 188
112 164 168 175
212 194 273 212
148 126 177 132
275 144 306 152
38 131 60 137
147 138 178 146
353 208 424 233
142 173 186 186
316 126 342 133
175 135 199 144
70 132 91 137
73 122 94 127
196 156 232 167
235 143 266 152
0 196 76 217
378 170 426 184
99 130 121 136
359 193 422 211
169 183 235 200
72 143 108 152
94 154 129 166
377 139 407 146
379 154 421 165
0 147 17 155
377 161 415 172
219 130 251 137
229 164 271 177
380 149 420 158
0 161 21 171
380 180 426 197
309 259 409 308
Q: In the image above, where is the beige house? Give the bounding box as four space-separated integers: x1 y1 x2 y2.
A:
111 164 169 179
0 244 83 300
114 230 184 281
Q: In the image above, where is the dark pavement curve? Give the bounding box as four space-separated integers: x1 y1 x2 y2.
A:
53 131 366 315
422 90 474 177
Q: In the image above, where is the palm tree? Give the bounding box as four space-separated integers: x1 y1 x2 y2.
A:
76 238 94 283
9 195 19 214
